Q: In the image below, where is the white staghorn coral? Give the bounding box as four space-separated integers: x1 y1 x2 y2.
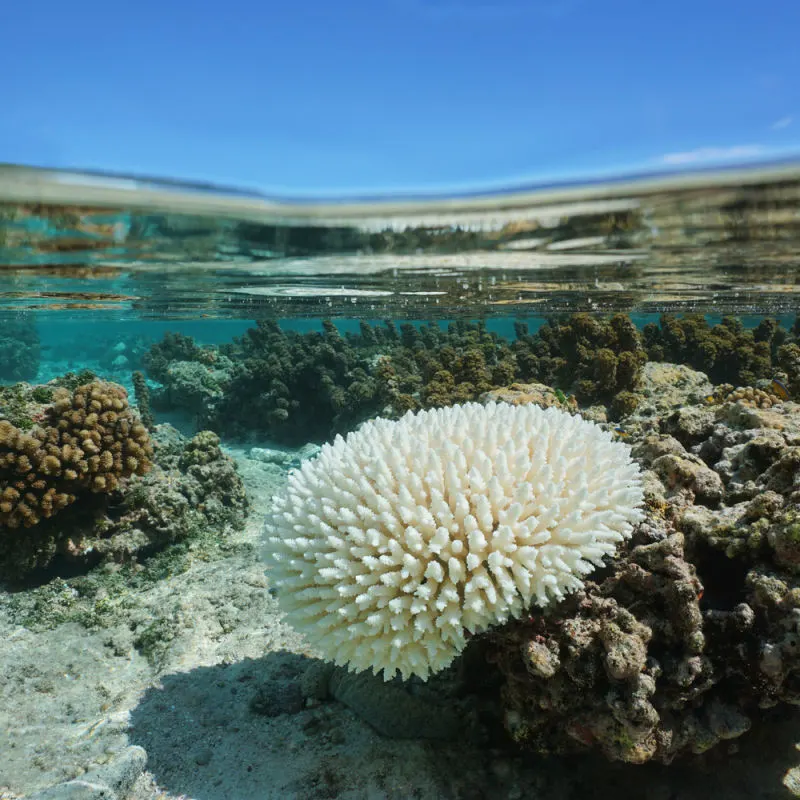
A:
263 401 644 681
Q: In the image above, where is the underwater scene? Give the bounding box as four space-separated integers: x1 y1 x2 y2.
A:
2 162 800 800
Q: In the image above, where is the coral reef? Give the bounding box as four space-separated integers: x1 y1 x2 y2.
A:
494 531 715 764
0 382 55 430
642 314 787 388
176 430 249 529
705 384 784 409
141 314 798 447
80 427 248 567
132 370 155 431
263 401 643 681
141 332 211 383
142 317 640 444
157 358 232 419
511 313 647 406
210 320 383 444
0 380 152 529
377 320 518 413
0 380 153 576
141 332 233 421
489 366 800 764
0 378 246 581
778 341 800 398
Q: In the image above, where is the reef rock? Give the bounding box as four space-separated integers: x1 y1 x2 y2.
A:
158 360 231 417
0 418 247 581
479 382 576 411
490 386 800 764
633 363 714 418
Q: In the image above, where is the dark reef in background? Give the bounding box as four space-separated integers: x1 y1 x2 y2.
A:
141 312 800 446
643 314 798 387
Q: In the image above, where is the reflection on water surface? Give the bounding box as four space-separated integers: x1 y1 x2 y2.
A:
1 161 799 319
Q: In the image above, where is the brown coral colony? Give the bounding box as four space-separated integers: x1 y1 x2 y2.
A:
0 381 152 529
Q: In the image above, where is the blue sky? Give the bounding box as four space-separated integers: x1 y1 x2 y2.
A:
1 0 798 195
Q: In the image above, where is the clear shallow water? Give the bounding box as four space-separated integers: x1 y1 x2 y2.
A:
2 161 800 321
3 162 800 799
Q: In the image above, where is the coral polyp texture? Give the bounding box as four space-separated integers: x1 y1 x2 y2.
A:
263 401 644 681
0 380 152 530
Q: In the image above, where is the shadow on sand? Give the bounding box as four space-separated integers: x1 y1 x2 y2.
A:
129 648 800 800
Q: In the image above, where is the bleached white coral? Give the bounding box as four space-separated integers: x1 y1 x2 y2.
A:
263 401 644 681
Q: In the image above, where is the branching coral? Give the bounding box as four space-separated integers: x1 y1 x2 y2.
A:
263 401 644 681
142 332 211 383
643 314 786 387
777 342 800 398
0 380 152 530
211 320 384 444
372 315 647 413
0 418 246 581
383 320 518 411
141 314 799 448
512 313 647 405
